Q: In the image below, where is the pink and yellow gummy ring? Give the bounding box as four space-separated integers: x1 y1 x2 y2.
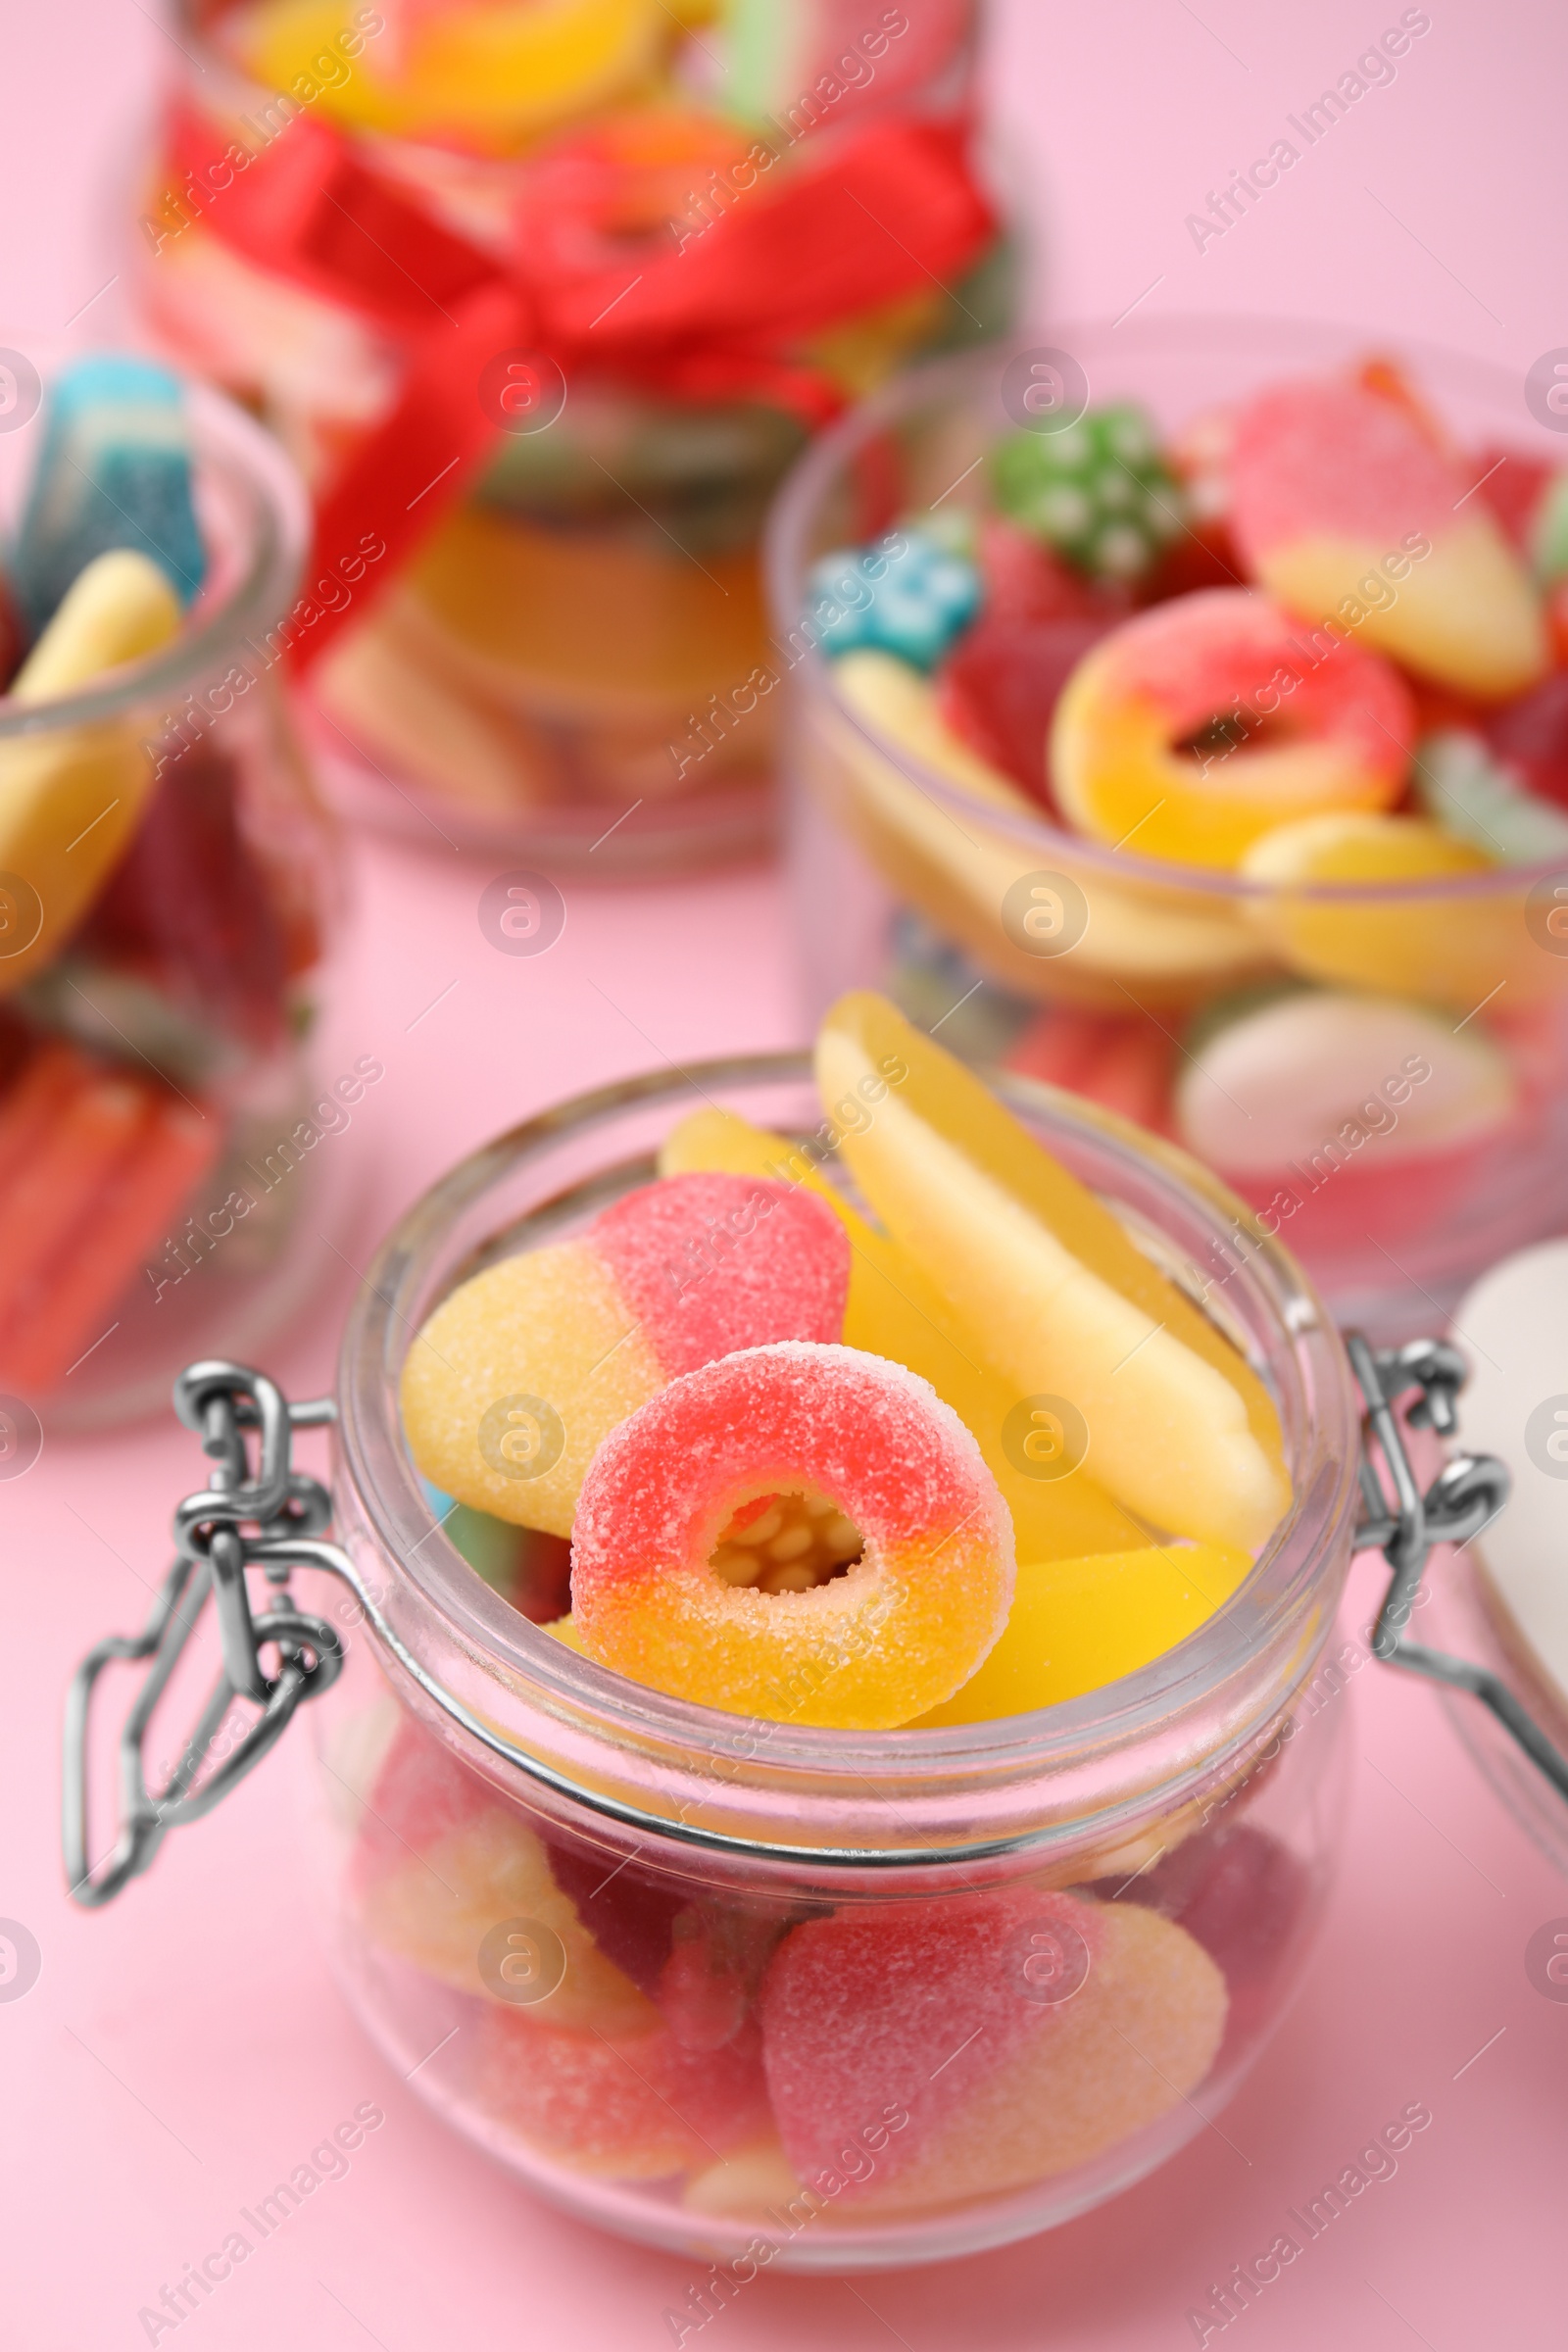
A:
570 1342 1016 1730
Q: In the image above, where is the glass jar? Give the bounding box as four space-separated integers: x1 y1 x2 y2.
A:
0 357 340 1426
765 322 1568 1341
271 1054 1363 2265
128 1 1012 872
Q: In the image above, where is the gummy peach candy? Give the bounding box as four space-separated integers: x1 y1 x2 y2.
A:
817 994 1291 1553
658 1103 1144 1565
401 1171 849 1537
1050 587 1415 869
1227 375 1547 702
760 1886 1227 2210
570 1341 1015 1728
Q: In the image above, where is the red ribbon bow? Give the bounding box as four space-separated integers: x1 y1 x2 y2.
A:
165 99 998 669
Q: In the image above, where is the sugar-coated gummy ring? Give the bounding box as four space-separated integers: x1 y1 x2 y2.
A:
1050 587 1416 870
569 1343 1016 1730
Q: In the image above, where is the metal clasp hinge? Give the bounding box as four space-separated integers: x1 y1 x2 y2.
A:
63 1361 351 1907
1349 1332 1568 1808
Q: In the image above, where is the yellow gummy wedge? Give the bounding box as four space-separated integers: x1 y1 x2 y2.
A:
0 550 181 994
246 0 669 144
914 1543 1254 1725
660 1104 1143 1562
815 995 1291 1552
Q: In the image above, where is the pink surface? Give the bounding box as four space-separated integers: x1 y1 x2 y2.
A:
4 6 1568 2348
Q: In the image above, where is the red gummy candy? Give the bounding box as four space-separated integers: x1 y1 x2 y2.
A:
1483 669 1568 811
978 516 1119 625
79 742 290 1051
592 1172 850 1378
760 1888 1103 2201
1469 442 1556 554
348 1715 493 1894
0 566 26 689
478 2007 772 2179
542 1838 688 1997
937 612 1114 807
1005 1008 1175 1134
1104 1823 1310 2057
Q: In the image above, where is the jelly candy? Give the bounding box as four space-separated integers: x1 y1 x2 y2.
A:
1105 1821 1310 2059
1003 1007 1174 1134
350 1718 654 2034
478 2006 771 2180
1482 669 1568 811
0 1041 218 1394
809 530 981 672
242 0 675 148
13 357 206 630
816 994 1290 1552
760 1887 1226 2208
1050 587 1415 870
993 404 1185 584
76 740 293 1052
1226 375 1547 701
569 1341 1015 1729
1531 471 1568 586
658 1104 1145 1563
936 610 1113 805
1412 729 1568 863
827 649 1035 809
0 551 182 996
0 564 24 689
914 1543 1254 1723
402 1172 849 1537
1171 987 1515 1181
977 514 1124 625
1239 810 1509 1006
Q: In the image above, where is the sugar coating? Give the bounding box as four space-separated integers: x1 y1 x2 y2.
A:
760 1891 1226 2210
570 1342 1016 1729
591 1172 850 1378
1085 587 1414 778
401 1238 666 1537
478 2008 772 2180
351 1720 652 2034
1227 376 1462 561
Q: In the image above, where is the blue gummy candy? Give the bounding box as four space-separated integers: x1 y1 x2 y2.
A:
808 528 981 672
13 354 208 630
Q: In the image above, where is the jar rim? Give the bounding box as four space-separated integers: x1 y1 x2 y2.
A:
762 317 1568 906
330 1050 1364 1867
0 365 307 738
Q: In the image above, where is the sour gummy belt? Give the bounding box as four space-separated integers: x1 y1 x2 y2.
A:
134 0 1008 863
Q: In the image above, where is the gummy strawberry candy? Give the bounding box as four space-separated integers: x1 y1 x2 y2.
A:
936 610 1114 805
1483 670 1568 812
993 404 1185 585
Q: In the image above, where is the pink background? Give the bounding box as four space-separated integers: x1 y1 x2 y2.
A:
4 4 1568 2346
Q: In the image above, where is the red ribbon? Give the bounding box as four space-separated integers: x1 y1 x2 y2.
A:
164 100 998 670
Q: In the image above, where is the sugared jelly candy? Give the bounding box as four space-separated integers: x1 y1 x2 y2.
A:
402 1172 849 1537
816 994 1290 1552
915 1543 1253 1723
1113 1822 1310 2057
14 356 206 630
1050 587 1415 869
760 1887 1226 2209
993 404 1184 584
936 609 1113 805
478 2006 770 2180
570 1341 1015 1729
1172 987 1515 1180
1239 810 1505 1005
810 530 981 672
1226 375 1547 701
349 1720 653 2034
0 550 182 996
658 1104 1145 1564
1413 728 1568 862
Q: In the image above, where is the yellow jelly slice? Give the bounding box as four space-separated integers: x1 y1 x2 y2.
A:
0 550 180 995
814 994 1291 1552
914 1543 1253 1724
1240 809 1509 1006
660 1104 1144 1562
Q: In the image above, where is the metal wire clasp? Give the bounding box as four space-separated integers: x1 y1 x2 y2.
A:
63 1361 351 1907
1349 1333 1568 1807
